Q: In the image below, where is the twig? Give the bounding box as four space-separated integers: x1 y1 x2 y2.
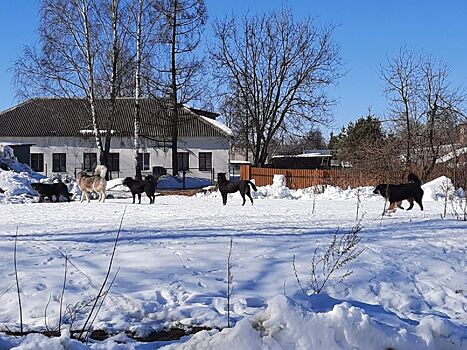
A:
85 267 120 343
227 237 234 328
44 294 52 332
355 189 361 221
292 254 306 295
58 255 68 334
78 206 126 341
14 226 23 335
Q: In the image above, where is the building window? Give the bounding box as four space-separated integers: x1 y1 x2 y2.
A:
178 152 189 171
199 152 212 171
83 153 97 172
52 153 66 172
30 153 44 172
137 153 150 171
108 153 120 172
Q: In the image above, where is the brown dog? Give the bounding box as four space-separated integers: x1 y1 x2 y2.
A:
77 164 107 203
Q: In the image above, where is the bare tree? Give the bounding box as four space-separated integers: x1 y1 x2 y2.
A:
96 0 134 176
381 46 465 179
133 0 144 180
147 0 207 175
14 0 134 176
211 8 341 166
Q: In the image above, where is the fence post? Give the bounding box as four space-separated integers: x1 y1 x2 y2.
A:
182 170 186 190
240 164 251 180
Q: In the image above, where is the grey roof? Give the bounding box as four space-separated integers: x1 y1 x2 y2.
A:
0 98 231 138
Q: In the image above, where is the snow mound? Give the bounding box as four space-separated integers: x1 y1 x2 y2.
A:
422 176 457 201
3 295 464 349
0 154 45 181
162 295 465 350
0 155 75 203
0 170 36 197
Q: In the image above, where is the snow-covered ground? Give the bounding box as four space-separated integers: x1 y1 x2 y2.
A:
0 177 466 349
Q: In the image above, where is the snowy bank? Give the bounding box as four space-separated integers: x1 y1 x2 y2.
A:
201 174 465 203
1 295 464 350
162 295 465 350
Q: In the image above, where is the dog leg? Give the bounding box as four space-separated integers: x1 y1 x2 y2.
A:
406 198 414 211
101 191 106 203
241 192 246 206
247 192 254 205
416 199 423 211
386 202 397 213
222 192 227 205
138 193 141 204
397 201 404 209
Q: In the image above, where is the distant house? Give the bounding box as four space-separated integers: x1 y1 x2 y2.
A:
0 98 232 179
270 150 333 169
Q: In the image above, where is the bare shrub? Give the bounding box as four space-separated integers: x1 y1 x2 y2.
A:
293 224 363 295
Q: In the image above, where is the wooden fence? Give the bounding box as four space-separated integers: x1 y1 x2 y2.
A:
239 165 460 189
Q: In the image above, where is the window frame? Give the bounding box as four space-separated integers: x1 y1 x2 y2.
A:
83 152 97 172
177 152 189 171
198 152 212 171
108 153 120 172
30 153 44 172
52 153 66 172
137 152 150 171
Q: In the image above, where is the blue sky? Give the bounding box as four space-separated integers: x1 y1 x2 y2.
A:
1 0 466 133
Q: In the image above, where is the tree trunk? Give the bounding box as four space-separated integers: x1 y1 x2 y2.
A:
81 0 103 163
170 0 179 176
134 0 143 180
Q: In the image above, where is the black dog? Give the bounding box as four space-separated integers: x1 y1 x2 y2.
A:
122 175 156 204
31 182 72 203
217 173 258 206
373 173 424 212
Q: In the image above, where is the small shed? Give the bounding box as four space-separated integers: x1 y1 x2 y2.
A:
271 150 332 169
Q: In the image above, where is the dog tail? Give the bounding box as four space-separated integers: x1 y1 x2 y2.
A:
408 173 421 185
248 181 258 192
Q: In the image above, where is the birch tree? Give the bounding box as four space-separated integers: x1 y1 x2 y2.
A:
14 0 133 176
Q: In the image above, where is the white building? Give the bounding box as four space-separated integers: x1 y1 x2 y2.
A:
0 98 232 180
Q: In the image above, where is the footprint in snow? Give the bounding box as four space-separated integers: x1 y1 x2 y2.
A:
35 283 47 291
